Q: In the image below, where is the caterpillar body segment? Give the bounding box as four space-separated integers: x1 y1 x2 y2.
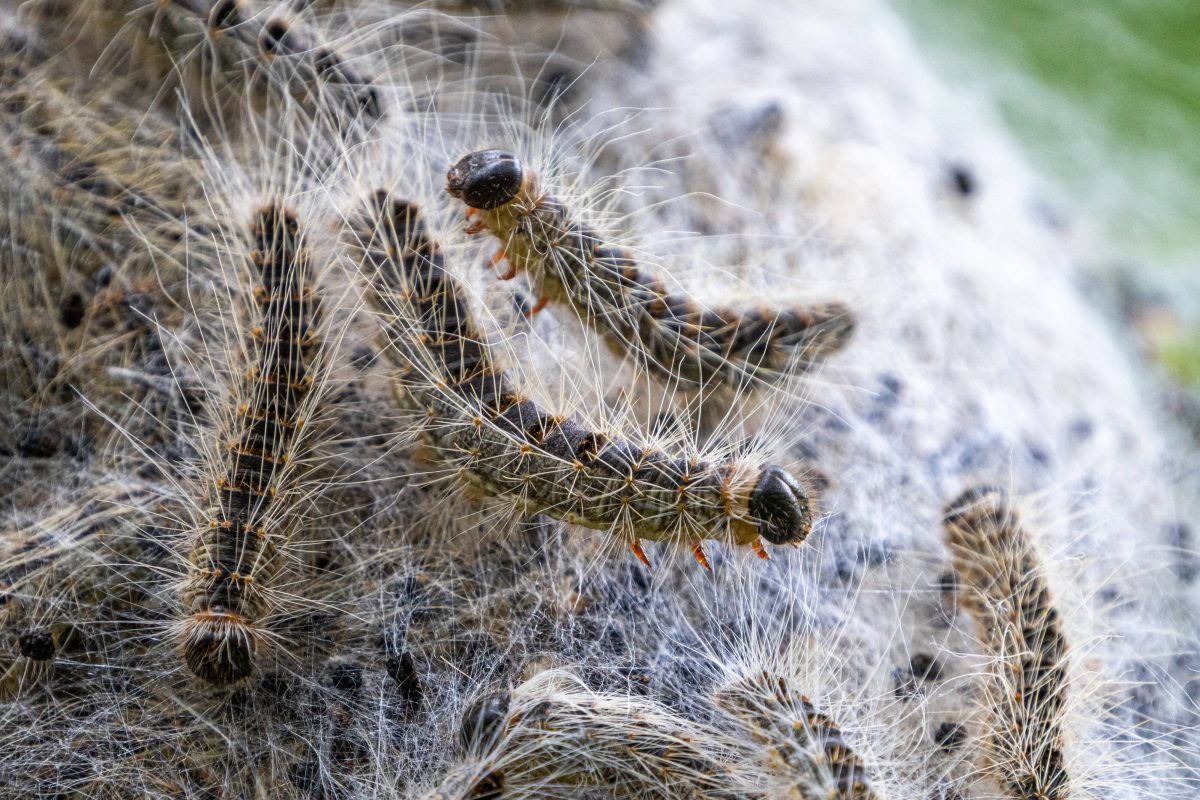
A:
49 0 384 130
354 192 815 564
943 487 1071 800
716 670 877 800
178 204 324 686
430 670 755 800
445 149 855 392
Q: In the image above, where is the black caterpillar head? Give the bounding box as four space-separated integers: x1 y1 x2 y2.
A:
459 691 511 753
749 466 812 545
446 150 523 210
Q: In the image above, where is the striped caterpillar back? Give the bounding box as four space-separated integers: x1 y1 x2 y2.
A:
716 671 877 800
204 0 382 120
445 149 855 392
943 487 1071 800
30 0 383 131
354 191 815 568
177 204 323 685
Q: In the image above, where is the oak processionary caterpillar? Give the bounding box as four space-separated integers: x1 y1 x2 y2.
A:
354 191 814 568
943 486 1071 800
0 29 201 286
445 149 856 392
59 0 385 127
436 669 752 799
0 0 1192 795
716 670 878 800
205 0 383 120
177 204 324 686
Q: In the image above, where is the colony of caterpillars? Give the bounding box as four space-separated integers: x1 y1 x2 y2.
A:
0 1 1148 798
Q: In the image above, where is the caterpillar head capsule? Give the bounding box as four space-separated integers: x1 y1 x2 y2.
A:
749 466 813 545
459 691 511 753
446 150 524 210
180 608 258 685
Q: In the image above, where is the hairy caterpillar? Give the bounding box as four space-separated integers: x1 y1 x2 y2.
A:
716 670 877 800
0 481 161 705
445 149 855 392
0 52 200 476
177 203 326 685
353 191 815 568
28 0 383 132
1 0 1195 795
431 669 754 799
0 31 203 287
942 487 1070 800
0 22 211 468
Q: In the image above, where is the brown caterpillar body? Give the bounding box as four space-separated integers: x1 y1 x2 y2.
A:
178 205 323 685
943 487 1071 800
445 149 854 391
33 0 383 127
717 671 877 800
355 191 815 566
0 31 203 285
433 672 753 799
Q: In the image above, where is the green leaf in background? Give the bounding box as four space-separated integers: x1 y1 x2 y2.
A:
890 0 1200 311
1157 331 1200 389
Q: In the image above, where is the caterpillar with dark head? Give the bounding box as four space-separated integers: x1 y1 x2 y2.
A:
431 670 754 799
716 670 878 800
445 149 855 393
943 486 1071 800
178 203 325 685
353 191 815 567
28 0 383 133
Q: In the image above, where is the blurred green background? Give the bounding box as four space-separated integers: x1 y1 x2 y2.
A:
889 0 1200 391
890 0 1200 312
